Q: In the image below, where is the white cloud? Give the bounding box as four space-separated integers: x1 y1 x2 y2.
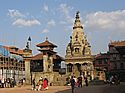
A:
59 4 70 16
59 4 74 24
8 9 25 18
85 10 125 33
47 19 55 27
41 19 55 33
12 19 41 27
8 9 41 27
60 21 67 24
42 29 49 33
43 4 49 12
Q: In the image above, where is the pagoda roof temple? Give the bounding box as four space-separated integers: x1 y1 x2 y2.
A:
36 37 57 48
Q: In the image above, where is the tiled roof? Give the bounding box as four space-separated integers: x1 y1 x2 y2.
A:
109 40 125 47
36 40 57 47
32 53 64 61
3 46 24 55
0 54 3 57
96 53 110 59
53 54 64 61
32 53 43 60
18 49 24 54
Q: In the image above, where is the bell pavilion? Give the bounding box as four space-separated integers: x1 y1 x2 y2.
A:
65 11 94 79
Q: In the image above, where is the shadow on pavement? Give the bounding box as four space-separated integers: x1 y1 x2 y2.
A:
103 84 125 93
55 88 71 93
55 84 125 93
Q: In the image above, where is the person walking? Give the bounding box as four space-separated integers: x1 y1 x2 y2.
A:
6 78 10 88
38 78 43 91
70 76 75 93
84 77 88 86
43 78 48 90
32 79 36 90
78 76 82 88
1 77 5 88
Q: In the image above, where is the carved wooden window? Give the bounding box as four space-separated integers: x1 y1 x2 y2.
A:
98 60 102 64
104 59 108 64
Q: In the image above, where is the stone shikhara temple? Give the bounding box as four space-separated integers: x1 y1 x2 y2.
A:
65 11 94 79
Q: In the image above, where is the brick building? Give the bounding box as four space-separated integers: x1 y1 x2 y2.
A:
93 53 110 80
109 41 125 81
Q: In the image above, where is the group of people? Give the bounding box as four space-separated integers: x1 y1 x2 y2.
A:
65 76 89 87
32 77 48 91
108 75 120 85
0 77 16 88
66 76 89 93
0 77 26 88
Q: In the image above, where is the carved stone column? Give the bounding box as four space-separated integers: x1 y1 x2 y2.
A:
49 56 53 72
90 65 94 80
25 59 31 84
73 64 80 77
84 65 87 77
72 64 76 73
43 55 48 72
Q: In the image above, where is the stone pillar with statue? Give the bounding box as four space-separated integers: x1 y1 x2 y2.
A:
23 37 32 84
23 48 32 84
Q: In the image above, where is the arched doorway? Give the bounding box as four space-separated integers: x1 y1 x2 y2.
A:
75 63 81 72
67 63 73 72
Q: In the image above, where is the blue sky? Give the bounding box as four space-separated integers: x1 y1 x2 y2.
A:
0 0 125 57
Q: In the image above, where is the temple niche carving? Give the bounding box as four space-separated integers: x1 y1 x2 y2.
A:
65 11 94 79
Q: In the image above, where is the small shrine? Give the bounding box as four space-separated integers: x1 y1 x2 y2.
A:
31 37 64 85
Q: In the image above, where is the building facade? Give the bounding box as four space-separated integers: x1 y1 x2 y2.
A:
109 41 125 81
0 45 25 81
93 53 110 80
65 12 94 79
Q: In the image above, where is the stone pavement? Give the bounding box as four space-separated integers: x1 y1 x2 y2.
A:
0 86 71 93
0 83 125 93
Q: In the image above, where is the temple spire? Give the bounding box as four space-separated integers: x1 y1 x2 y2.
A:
73 11 83 29
46 37 48 41
76 11 80 21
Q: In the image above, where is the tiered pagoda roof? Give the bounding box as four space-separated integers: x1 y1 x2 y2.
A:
32 37 64 61
32 53 64 61
32 53 44 60
36 38 57 48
